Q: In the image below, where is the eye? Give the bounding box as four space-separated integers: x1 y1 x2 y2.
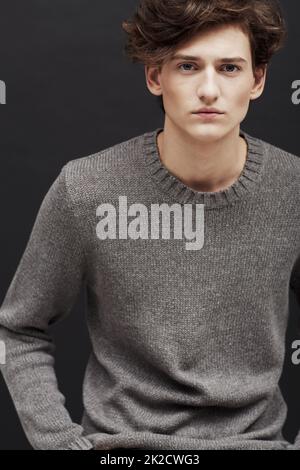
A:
178 63 242 73
220 64 241 73
178 63 197 72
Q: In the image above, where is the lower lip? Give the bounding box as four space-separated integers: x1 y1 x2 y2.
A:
193 112 224 120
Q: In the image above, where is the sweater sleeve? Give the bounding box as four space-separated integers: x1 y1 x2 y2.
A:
0 164 93 450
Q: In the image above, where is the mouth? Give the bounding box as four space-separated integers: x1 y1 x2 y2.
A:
193 106 224 114
193 110 224 115
192 111 224 120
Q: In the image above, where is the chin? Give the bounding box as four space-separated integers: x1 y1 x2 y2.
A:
191 126 224 142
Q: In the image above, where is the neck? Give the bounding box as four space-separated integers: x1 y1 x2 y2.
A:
157 119 248 193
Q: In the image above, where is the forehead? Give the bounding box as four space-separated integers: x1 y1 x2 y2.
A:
171 24 251 61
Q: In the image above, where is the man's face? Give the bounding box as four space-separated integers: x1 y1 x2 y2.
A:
145 24 267 142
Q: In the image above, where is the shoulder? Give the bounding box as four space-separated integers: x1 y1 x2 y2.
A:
260 136 300 176
247 133 300 189
62 131 145 181
55 130 148 205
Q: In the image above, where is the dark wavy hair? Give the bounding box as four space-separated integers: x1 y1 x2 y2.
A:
121 0 287 113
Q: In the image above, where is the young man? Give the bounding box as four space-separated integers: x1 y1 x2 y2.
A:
0 0 299 450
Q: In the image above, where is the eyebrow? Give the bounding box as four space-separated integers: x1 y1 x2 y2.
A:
170 54 248 63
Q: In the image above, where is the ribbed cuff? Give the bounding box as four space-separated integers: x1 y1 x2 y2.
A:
67 436 94 450
293 432 300 450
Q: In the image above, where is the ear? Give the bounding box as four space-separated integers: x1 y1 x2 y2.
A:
249 65 268 101
145 65 163 97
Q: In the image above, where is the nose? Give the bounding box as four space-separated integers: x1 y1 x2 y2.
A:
196 66 220 102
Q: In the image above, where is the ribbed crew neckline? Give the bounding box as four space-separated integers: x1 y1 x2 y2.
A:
142 127 265 209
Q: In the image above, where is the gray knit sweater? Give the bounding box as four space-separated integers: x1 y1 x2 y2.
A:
0 127 299 450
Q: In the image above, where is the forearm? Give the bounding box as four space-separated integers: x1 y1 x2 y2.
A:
0 325 92 449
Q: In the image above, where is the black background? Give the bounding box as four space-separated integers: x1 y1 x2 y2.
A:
0 0 299 449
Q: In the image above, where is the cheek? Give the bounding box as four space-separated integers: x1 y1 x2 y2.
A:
230 86 252 108
161 75 190 101
163 87 188 111
231 91 252 121
229 77 254 104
